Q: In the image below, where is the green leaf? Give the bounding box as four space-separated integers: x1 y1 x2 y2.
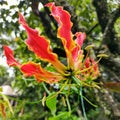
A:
46 93 57 116
85 44 95 50
42 94 46 106
48 112 70 120
97 54 108 58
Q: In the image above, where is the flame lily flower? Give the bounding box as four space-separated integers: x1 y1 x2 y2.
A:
4 2 99 84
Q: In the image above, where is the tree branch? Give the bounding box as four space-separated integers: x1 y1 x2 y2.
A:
92 0 110 33
100 55 120 80
92 0 120 54
87 23 99 35
102 6 120 54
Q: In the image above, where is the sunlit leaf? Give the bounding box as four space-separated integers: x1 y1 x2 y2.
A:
42 93 46 106
97 54 108 58
46 93 57 116
61 96 66 107
48 112 70 120
85 44 95 50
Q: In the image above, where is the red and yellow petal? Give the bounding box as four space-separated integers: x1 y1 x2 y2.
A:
46 2 75 51
46 2 75 68
83 57 100 79
72 48 84 71
75 32 86 47
72 32 86 62
19 12 57 62
91 59 100 77
20 62 63 84
91 59 98 71
85 57 90 68
3 45 20 67
71 32 85 70
19 13 66 74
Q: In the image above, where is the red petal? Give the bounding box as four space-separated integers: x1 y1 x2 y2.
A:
46 2 76 68
21 62 62 83
3 45 20 66
72 46 79 62
71 32 85 69
75 32 86 47
85 57 90 68
84 58 100 79
19 13 57 62
20 62 44 77
91 59 98 71
19 13 66 73
46 2 75 51
71 46 84 71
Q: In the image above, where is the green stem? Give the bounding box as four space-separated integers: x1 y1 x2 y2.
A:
66 96 71 115
42 82 50 95
72 76 88 120
79 85 88 120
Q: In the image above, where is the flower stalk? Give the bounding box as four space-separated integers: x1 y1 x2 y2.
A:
72 76 87 120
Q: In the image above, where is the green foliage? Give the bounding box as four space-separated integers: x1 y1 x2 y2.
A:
0 65 8 77
115 18 120 37
49 112 79 120
0 65 10 85
0 93 14 119
46 93 57 116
